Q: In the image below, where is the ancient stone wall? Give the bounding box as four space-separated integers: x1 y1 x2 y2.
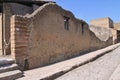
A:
10 3 113 70
90 17 113 28
89 25 113 50
26 3 93 69
114 23 120 30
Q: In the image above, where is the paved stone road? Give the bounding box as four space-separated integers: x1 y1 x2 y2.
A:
56 46 120 80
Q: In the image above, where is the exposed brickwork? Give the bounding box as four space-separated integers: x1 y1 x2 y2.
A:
11 16 30 70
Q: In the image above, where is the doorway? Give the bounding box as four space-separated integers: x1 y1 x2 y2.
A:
117 30 120 43
0 3 11 56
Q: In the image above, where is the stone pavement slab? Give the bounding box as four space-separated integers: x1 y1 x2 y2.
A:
0 70 23 80
17 43 120 80
56 45 120 80
109 62 120 80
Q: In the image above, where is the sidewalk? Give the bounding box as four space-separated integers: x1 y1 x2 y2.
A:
17 43 120 80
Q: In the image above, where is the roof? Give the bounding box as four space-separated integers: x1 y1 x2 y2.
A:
2 0 53 1
0 0 55 6
0 0 55 3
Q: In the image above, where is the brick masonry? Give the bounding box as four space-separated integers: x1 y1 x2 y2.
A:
11 16 30 70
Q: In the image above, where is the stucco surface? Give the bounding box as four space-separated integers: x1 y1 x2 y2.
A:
24 3 112 69
89 25 112 41
26 3 91 69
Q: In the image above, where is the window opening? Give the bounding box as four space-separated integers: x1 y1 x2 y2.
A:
64 16 70 30
81 23 84 34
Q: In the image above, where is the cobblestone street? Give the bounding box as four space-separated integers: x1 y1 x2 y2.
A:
56 46 120 80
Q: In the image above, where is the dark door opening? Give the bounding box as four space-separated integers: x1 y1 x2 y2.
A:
3 3 11 55
117 30 120 43
0 3 11 56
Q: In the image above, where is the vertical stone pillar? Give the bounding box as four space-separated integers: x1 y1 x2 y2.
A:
3 3 12 55
0 15 2 56
11 16 30 70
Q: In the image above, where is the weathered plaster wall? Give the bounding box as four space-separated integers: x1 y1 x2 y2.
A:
27 3 112 69
0 15 2 55
89 25 112 41
10 3 113 69
27 3 92 69
89 25 112 50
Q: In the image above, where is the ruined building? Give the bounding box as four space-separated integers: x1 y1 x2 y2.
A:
0 0 119 73
90 17 120 43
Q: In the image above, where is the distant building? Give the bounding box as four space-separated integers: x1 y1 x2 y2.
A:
114 22 120 43
90 17 120 44
90 17 114 28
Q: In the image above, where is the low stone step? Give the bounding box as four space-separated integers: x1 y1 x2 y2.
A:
0 70 23 80
0 58 15 66
0 64 18 73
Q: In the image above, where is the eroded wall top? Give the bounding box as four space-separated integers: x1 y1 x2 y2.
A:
89 25 112 41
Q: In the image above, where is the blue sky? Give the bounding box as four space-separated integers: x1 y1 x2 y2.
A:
55 0 120 23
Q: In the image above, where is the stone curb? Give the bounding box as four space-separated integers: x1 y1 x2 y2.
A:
17 43 120 80
0 58 15 67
